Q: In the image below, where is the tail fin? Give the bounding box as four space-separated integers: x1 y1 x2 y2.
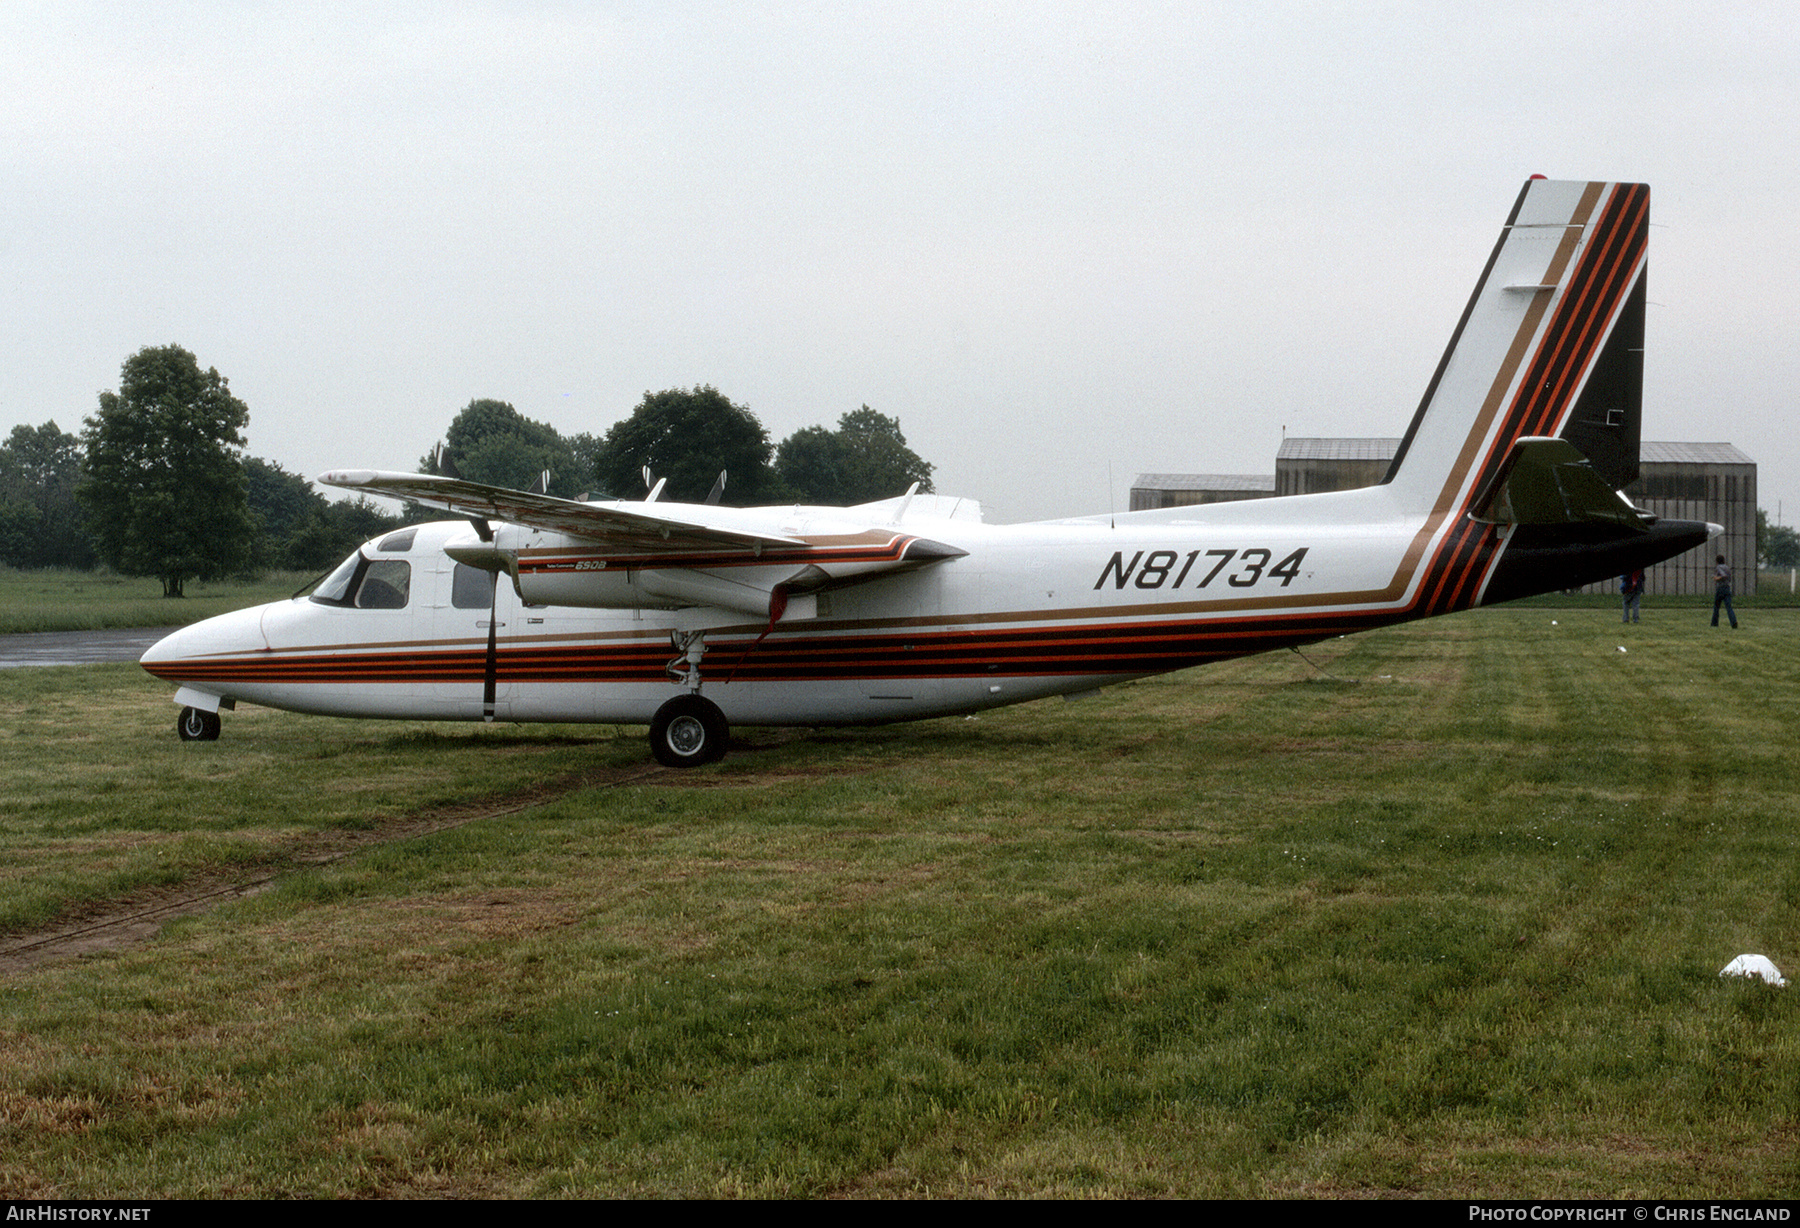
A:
1374 180 1709 609
1382 179 1649 516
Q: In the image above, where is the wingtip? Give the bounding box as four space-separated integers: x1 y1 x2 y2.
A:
317 469 375 487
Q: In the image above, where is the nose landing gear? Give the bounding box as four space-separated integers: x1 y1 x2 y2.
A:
177 706 221 741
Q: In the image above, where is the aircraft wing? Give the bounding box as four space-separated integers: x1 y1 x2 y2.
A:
320 469 968 621
318 469 807 553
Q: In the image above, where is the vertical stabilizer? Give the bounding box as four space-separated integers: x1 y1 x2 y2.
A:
1382 179 1649 516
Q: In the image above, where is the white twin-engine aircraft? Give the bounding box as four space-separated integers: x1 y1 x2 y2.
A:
143 178 1712 766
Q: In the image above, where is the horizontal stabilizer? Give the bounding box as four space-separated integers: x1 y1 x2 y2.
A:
1468 437 1653 532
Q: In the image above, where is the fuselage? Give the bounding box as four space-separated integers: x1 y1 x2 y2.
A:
140 483 1705 731
140 493 1396 728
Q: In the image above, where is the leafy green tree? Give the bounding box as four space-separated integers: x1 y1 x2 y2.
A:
1758 508 1800 568
422 399 586 497
775 406 935 505
79 345 255 596
0 420 92 569
591 386 785 505
244 457 323 570
0 500 38 571
565 431 606 496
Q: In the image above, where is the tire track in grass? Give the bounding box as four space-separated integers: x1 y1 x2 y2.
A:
0 731 822 974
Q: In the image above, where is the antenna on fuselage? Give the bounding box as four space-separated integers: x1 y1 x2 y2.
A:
641 466 669 502
704 470 728 505
431 443 462 481
894 481 920 524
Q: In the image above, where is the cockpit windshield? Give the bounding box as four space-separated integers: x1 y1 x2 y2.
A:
311 551 364 606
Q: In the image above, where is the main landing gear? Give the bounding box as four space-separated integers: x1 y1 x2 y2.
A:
649 694 729 767
652 629 729 767
177 706 221 741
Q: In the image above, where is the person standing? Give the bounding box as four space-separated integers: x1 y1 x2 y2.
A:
1712 554 1739 629
1621 568 1645 623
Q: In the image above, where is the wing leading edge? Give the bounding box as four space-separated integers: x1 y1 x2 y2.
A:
319 469 807 553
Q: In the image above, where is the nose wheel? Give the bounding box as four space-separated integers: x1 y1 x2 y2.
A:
178 706 221 741
649 695 728 767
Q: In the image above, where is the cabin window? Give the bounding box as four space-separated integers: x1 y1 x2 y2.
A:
451 563 496 610
377 528 417 553
355 560 411 609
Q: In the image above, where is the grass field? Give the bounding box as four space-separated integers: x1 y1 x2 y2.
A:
0 569 318 634
1 606 1796 1197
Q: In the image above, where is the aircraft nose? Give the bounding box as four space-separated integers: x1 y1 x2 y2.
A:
139 606 272 675
140 623 194 667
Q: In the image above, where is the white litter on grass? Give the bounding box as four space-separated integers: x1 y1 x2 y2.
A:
1617 646 1627 653
1719 954 1787 986
1551 620 1558 626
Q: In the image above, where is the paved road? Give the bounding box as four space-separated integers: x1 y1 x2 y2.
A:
0 627 169 668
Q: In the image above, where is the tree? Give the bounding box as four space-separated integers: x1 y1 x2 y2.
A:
422 399 586 498
0 420 92 569
1759 508 1800 569
79 345 256 596
282 497 405 572
244 457 322 570
775 406 935 505
590 386 785 504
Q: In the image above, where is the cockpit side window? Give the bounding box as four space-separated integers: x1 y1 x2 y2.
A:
354 559 411 609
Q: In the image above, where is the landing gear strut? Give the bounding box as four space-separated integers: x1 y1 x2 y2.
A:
178 706 221 741
653 629 728 766
649 694 729 767
665 629 707 690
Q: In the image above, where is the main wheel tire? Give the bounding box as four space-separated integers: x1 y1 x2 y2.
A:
649 695 728 767
177 706 221 742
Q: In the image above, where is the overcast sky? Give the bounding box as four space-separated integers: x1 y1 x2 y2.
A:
4 2 1796 525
